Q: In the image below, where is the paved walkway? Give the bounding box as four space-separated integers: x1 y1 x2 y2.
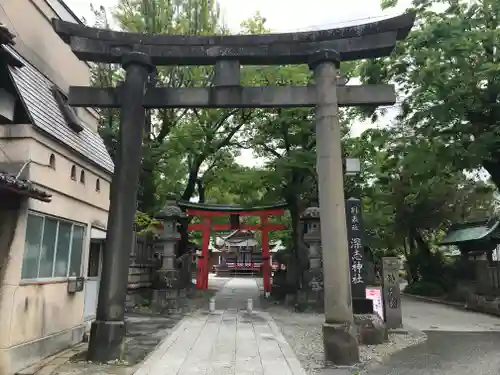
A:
361 296 500 375
402 295 500 332
134 278 306 375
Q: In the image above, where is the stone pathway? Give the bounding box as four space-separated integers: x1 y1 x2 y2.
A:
133 278 307 375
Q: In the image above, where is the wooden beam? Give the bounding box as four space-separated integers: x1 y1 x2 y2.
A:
68 84 396 109
188 223 286 231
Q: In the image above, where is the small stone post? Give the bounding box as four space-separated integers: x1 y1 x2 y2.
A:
88 52 153 362
309 50 359 365
382 257 403 329
153 200 186 314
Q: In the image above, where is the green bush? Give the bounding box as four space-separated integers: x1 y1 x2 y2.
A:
405 281 446 297
405 249 457 292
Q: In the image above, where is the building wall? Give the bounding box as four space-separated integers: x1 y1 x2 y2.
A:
0 127 111 374
0 0 99 131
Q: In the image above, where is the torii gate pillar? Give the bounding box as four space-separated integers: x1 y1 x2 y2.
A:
309 51 358 364
87 52 153 362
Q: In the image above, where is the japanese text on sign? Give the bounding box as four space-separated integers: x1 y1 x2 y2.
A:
350 237 363 284
350 205 360 231
348 201 364 285
387 287 398 309
385 272 397 285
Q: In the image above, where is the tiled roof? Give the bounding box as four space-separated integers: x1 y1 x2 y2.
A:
440 218 500 245
0 171 51 201
4 46 114 173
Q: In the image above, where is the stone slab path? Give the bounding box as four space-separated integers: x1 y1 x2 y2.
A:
133 278 307 375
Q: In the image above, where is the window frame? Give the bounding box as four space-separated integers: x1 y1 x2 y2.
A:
20 211 87 283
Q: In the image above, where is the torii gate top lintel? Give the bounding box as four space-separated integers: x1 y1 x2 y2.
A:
52 12 415 65
177 200 288 217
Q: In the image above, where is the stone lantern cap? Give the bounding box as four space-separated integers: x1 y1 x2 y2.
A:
301 206 320 221
155 200 187 220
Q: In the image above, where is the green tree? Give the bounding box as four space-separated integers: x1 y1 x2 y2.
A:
348 124 496 282
356 0 500 188
91 0 254 215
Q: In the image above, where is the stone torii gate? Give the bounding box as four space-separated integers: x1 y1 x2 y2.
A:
52 13 415 365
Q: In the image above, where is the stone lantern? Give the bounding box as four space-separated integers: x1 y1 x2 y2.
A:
152 200 186 313
155 200 186 274
300 205 324 308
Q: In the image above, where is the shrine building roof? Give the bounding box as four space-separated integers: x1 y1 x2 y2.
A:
439 217 500 246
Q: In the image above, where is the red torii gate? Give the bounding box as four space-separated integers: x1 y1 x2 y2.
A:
177 201 287 292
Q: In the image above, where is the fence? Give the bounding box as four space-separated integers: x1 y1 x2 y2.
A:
128 233 160 290
475 260 500 296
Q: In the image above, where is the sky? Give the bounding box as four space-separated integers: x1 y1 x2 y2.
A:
64 0 412 166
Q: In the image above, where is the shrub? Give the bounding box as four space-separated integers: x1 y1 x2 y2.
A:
405 280 446 297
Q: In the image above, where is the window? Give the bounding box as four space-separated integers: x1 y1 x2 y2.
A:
95 179 100 192
80 170 85 184
49 154 56 169
70 165 76 180
21 213 85 280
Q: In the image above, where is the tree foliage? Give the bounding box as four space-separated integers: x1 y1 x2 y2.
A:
356 0 500 187
92 0 253 215
88 0 499 290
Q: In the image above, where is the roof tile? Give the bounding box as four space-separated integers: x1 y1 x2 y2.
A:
5 46 114 173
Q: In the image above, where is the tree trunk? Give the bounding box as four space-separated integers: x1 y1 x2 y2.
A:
177 217 190 258
138 155 157 215
182 165 201 201
196 178 206 203
405 233 419 283
483 157 500 189
412 228 431 257
286 192 304 292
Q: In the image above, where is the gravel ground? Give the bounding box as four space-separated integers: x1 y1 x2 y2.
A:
266 305 427 374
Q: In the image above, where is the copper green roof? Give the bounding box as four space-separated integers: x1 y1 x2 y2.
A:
176 201 288 212
439 217 500 245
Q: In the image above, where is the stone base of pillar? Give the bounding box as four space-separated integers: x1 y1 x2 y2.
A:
296 289 324 312
87 320 126 362
354 313 388 345
322 322 359 365
152 288 181 314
